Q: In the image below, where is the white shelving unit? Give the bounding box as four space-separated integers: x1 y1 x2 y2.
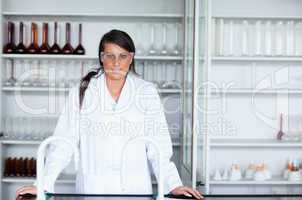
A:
2 0 302 198
0 0 185 199
195 0 302 195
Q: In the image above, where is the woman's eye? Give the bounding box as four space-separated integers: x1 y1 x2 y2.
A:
107 54 115 60
120 54 128 59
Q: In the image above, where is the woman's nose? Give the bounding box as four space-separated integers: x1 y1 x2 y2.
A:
114 58 121 65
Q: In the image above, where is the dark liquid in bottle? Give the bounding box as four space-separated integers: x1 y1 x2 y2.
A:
40 23 51 54
3 22 16 53
3 157 11 177
62 23 74 54
50 22 62 54
74 23 85 55
16 22 26 54
27 23 40 54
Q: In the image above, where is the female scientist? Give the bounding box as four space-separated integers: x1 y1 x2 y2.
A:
16 29 202 199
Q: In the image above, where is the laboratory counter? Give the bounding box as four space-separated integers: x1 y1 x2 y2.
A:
16 193 302 200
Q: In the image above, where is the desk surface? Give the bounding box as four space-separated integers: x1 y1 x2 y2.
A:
16 193 302 200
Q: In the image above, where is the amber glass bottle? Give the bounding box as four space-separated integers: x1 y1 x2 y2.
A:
10 157 17 176
3 158 11 177
15 157 22 177
16 22 26 54
74 23 85 55
50 22 62 54
62 23 74 54
3 22 16 53
27 23 40 54
40 23 50 54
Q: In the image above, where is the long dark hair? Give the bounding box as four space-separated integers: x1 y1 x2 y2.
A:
79 29 136 109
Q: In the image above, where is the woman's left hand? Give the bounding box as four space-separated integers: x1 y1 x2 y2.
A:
170 186 203 199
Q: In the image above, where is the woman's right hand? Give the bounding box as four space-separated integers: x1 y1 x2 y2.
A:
16 186 37 197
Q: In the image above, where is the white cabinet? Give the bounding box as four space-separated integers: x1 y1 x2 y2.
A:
2 0 302 198
197 0 302 195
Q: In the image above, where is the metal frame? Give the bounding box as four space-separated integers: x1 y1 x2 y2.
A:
204 0 212 194
0 0 3 198
192 0 199 190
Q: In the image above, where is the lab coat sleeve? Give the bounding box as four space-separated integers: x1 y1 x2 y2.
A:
144 84 183 194
42 86 80 192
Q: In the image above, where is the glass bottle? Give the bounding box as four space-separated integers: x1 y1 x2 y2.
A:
40 23 50 54
50 22 62 54
160 23 168 55
3 21 16 53
16 22 26 54
26 158 33 177
27 23 40 54
148 23 156 55
21 157 26 177
3 158 11 177
62 23 74 54
16 157 22 177
173 23 181 55
33 158 37 177
23 158 28 176
74 23 85 55
11 157 17 176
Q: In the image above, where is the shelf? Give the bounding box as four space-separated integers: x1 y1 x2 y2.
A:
2 87 70 92
210 176 302 185
2 54 183 61
210 139 302 148
2 54 96 60
2 87 182 94
2 12 183 19
210 88 302 95
136 55 183 61
1 140 41 145
0 138 181 147
10 87 291 94
212 56 302 62
1 177 159 186
158 89 182 94
212 16 302 20
2 176 75 184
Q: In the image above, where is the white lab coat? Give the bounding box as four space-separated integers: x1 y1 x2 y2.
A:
43 72 182 195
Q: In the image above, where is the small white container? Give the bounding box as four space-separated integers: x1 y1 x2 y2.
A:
254 171 267 181
213 169 222 181
283 169 290 179
222 168 229 180
229 164 242 181
288 171 302 181
245 169 255 179
245 163 256 179
229 170 242 181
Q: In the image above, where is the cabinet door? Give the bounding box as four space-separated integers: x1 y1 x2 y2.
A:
181 0 195 187
181 0 208 191
196 0 208 193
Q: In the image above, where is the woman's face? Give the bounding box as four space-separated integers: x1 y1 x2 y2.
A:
101 43 133 81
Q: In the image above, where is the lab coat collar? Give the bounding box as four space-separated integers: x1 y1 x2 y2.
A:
88 71 137 113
